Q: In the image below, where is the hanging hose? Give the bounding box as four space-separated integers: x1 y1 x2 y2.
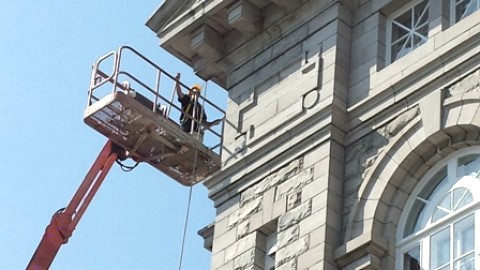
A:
178 185 194 270
115 158 139 172
178 150 200 270
178 80 208 270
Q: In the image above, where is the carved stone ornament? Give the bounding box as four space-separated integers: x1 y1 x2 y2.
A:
448 69 480 96
302 90 319 109
379 106 419 139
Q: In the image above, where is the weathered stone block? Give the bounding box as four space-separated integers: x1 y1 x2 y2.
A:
214 217 230 239
249 211 264 233
273 195 287 219
276 236 310 267
225 233 257 262
211 250 226 270
297 242 325 270
279 200 313 231
216 194 241 221
214 259 234 270
278 224 300 249
276 167 314 202
262 188 276 224
213 228 239 254
230 196 262 228
275 259 297 270
238 220 251 239
299 208 328 239
234 248 256 269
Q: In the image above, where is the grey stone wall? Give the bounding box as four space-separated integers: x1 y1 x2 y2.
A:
150 0 480 269
211 140 344 270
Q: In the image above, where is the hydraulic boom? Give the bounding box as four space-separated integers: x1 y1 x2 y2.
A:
27 140 125 270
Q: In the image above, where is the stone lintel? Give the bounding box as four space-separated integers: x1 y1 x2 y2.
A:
228 0 261 35
191 24 224 62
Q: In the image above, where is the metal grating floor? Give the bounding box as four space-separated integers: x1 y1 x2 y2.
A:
84 91 221 186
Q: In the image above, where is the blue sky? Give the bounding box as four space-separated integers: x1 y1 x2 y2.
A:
0 1 225 269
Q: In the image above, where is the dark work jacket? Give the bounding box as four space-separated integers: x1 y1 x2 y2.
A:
178 95 207 133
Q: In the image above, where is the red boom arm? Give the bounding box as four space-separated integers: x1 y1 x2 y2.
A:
27 140 124 270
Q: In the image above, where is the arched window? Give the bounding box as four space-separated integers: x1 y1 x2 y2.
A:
397 148 480 270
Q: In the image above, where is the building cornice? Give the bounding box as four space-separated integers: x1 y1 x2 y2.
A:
146 0 193 34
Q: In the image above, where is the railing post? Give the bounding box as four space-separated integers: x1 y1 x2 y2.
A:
154 70 161 113
88 63 97 107
113 47 122 94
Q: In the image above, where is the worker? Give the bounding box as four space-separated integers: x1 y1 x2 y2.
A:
175 74 221 136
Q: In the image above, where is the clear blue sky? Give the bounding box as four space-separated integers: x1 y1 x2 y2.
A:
0 1 225 269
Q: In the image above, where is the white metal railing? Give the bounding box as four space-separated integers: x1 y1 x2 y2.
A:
87 46 225 155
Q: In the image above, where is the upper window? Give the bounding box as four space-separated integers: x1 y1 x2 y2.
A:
397 149 480 270
452 0 480 24
386 0 429 63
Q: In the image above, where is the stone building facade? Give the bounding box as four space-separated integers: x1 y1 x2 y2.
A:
147 0 480 269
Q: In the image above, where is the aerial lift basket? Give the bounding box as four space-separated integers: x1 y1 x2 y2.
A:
84 46 225 186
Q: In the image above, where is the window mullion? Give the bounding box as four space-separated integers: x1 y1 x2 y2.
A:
476 211 480 269
454 190 468 210
424 237 430 270
450 223 454 270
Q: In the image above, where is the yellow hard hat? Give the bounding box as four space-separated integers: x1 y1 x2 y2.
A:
190 84 202 92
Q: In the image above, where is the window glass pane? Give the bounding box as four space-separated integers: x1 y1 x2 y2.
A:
453 188 466 210
405 200 426 235
405 168 448 236
394 10 412 29
431 227 451 268
457 154 480 177
413 1 429 27
432 191 455 222
454 215 475 259
432 207 449 222
453 188 473 210
403 245 421 270
460 191 473 209
456 0 479 22
418 167 447 199
391 35 411 61
392 23 410 42
454 253 475 270
415 24 428 41
439 191 452 211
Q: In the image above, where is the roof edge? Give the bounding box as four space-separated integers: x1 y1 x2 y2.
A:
146 0 191 34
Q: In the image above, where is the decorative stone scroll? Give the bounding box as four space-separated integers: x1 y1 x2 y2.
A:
378 107 419 139
448 69 480 96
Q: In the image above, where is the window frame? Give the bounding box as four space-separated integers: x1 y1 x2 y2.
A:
450 0 480 25
396 147 480 270
385 0 430 64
